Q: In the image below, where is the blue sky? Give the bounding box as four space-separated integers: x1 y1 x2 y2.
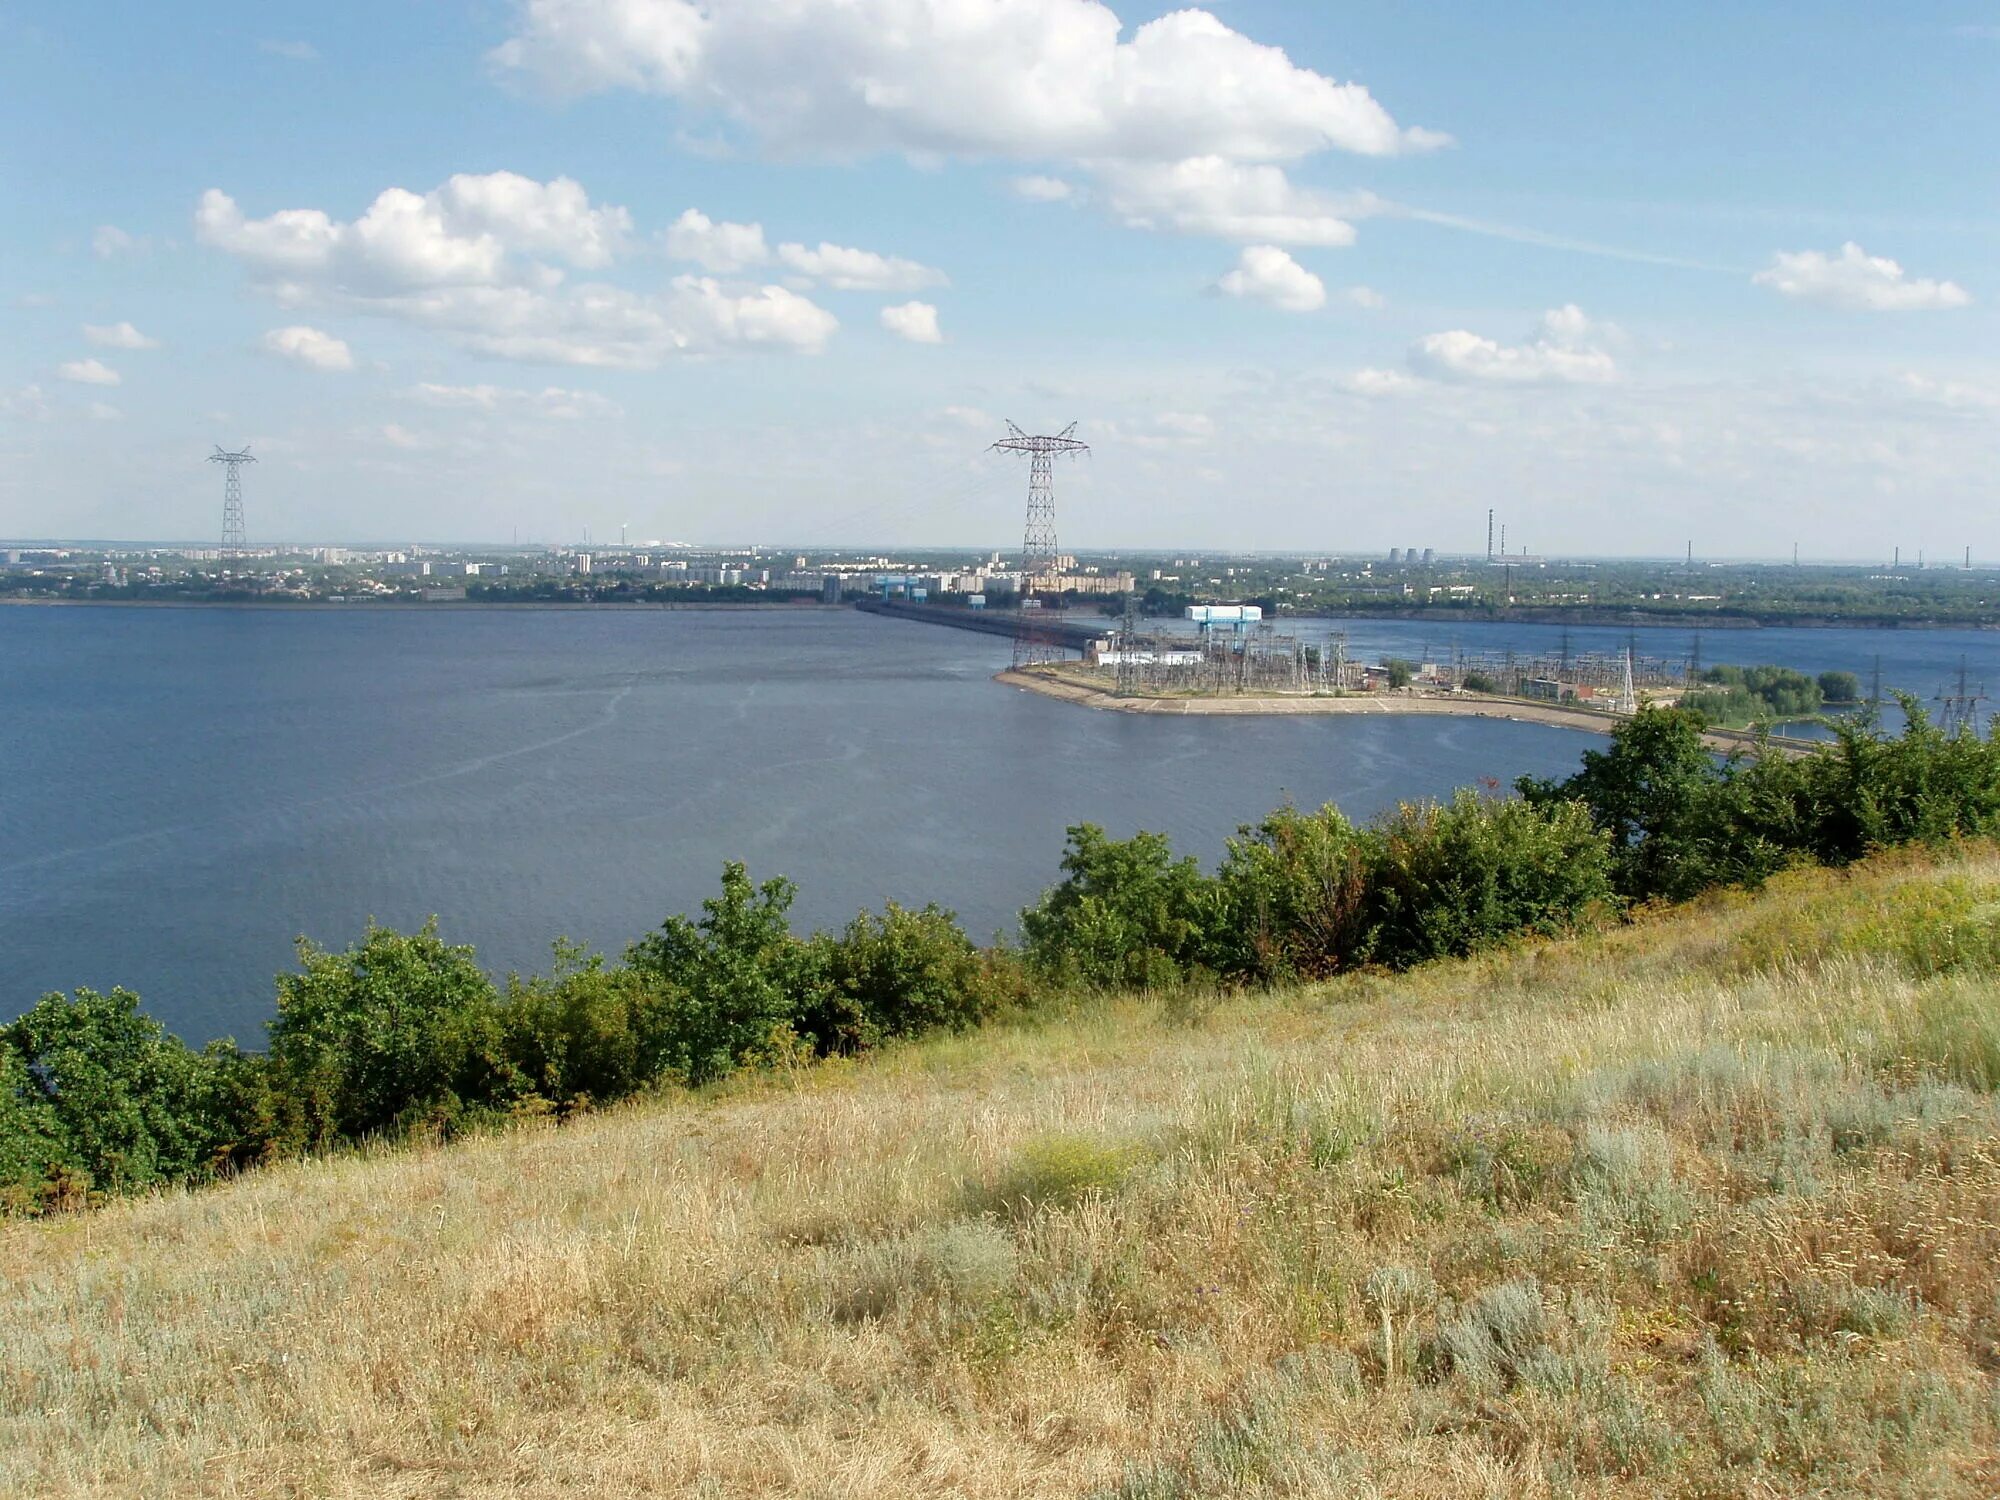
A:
1 1 1994 555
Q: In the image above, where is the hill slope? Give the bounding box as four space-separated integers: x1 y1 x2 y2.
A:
7 852 2000 1498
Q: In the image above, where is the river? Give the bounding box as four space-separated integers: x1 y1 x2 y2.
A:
3 603 1991 1041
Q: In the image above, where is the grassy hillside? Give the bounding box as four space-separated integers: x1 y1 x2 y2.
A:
7 849 2000 1498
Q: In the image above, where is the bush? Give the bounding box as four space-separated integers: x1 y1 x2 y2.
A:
1020 825 1219 989
628 862 811 1085
1462 671 1499 694
1365 791 1613 964
795 903 1012 1056
0 1038 74 1212
502 943 677 1108
1214 804 1373 981
3 988 225 1200
269 921 514 1144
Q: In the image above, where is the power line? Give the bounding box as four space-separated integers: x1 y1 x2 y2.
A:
991 421 1088 669
208 444 255 551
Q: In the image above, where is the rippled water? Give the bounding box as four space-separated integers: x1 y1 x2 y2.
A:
5 603 1989 1041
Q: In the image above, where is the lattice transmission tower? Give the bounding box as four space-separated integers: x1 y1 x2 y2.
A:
991 421 1088 667
209 444 255 551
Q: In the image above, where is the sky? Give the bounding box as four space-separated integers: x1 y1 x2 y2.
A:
0 1 1995 556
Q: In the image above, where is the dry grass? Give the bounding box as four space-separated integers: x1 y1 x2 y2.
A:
7 849 2000 1497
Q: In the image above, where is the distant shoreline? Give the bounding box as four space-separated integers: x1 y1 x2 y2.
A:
0 598 845 613
994 669 1805 754
1292 607 2000 633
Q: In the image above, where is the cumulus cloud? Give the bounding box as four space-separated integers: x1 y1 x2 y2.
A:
1215 245 1326 311
1409 304 1618 385
408 382 623 417
880 300 943 343
1343 285 1385 309
91 225 142 260
777 241 946 292
1097 158 1369 246
0 384 52 420
199 178 838 366
1754 242 1971 311
83 321 159 350
663 208 769 272
260 325 356 372
196 172 629 288
1337 367 1421 397
494 0 1444 161
492 0 1442 248
1011 175 1076 202
56 358 121 386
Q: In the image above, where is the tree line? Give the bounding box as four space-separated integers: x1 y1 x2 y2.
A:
7 699 1999 1215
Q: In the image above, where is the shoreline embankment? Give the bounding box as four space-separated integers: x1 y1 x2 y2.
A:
994 669 1810 755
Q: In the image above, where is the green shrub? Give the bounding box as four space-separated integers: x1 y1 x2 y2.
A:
627 862 810 1085
795 902 1012 1055
1020 825 1219 989
1214 804 1373 981
269 921 514 1144
502 942 677 1107
983 1132 1139 1211
3 987 225 1199
1365 791 1613 964
0 1038 74 1212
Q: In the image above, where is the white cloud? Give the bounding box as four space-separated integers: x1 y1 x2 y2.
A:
0 384 52 420
880 300 944 343
1755 242 1971 311
1153 411 1214 440
87 402 122 422
91 225 141 260
1409 305 1619 385
13 293 54 309
1343 285 1385 309
1011 175 1076 202
382 423 425 449
83 321 159 350
1337 367 1422 397
940 404 993 428
663 208 769 272
1215 245 1326 312
1893 372 2000 412
777 241 946 292
200 180 839 366
494 0 1445 163
493 0 1443 251
56 358 121 386
196 172 629 290
1094 157 1368 245
408 382 623 418
259 38 318 60
260 325 356 372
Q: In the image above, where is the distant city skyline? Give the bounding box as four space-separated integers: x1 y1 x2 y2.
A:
2 2 1994 555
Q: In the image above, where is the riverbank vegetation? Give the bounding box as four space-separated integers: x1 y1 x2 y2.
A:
6 702 2000 1220
7 841 2000 1494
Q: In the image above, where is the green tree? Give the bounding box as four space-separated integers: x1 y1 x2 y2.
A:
1214 804 1374 981
795 903 1010 1055
269 921 513 1144
1519 706 1723 902
1384 658 1415 689
1020 825 1219 989
0 1038 76 1212
1817 670 1862 704
2 988 219 1198
502 942 671 1108
1366 792 1613 963
627 863 806 1084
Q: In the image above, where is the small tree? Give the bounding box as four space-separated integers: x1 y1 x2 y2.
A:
627 863 806 1084
1366 792 1613 964
1215 805 1374 981
3 988 219 1198
795 903 1002 1055
270 921 512 1144
1020 825 1219 989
